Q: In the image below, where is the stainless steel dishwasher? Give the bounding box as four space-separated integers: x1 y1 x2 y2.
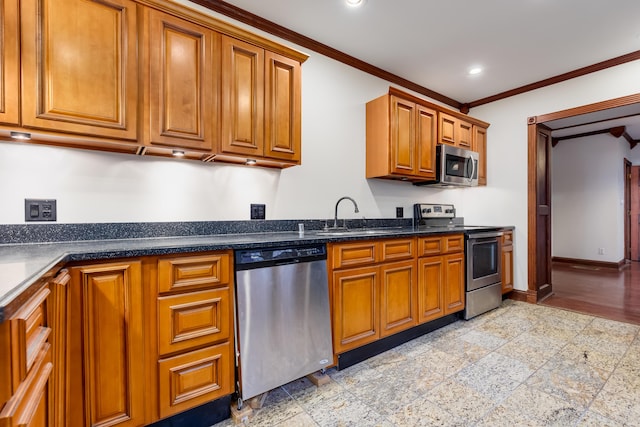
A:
234 244 333 404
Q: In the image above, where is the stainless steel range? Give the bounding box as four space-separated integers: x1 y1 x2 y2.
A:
414 203 503 319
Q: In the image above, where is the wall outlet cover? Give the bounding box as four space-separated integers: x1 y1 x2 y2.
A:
250 204 266 220
25 199 57 222
396 207 403 218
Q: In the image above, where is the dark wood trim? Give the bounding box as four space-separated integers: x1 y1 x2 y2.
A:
187 1 640 113
552 256 626 270
552 125 640 149
468 50 640 109
508 290 529 302
534 93 640 123
190 0 461 109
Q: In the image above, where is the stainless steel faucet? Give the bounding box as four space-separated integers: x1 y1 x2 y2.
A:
333 196 359 229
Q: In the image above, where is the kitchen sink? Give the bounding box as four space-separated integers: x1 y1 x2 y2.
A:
313 228 399 237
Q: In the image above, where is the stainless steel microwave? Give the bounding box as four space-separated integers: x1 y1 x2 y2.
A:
414 144 479 187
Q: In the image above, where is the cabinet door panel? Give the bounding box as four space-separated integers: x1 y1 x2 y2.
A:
390 96 415 175
473 125 487 185
21 0 138 139
333 267 379 353
264 52 300 162
458 120 472 148
416 105 437 178
380 260 417 337
444 253 465 314
502 244 513 294
71 261 144 427
147 10 216 150
0 0 19 125
417 256 444 323
439 112 457 146
220 36 264 156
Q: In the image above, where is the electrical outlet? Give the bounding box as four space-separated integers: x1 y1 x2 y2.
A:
598 248 605 255
396 207 403 218
25 199 57 222
250 204 266 220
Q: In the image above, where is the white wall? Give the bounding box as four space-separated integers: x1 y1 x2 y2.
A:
551 135 631 262
1 0 640 293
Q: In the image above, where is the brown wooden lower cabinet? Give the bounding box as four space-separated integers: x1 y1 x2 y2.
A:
158 342 232 419
68 261 145 427
332 265 380 353
501 230 514 294
330 235 466 359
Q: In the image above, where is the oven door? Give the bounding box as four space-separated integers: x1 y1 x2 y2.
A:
466 232 502 291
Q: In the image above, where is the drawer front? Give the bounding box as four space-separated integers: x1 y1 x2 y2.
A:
158 253 231 294
10 287 51 388
443 234 464 253
332 242 378 269
158 342 233 419
0 342 52 426
381 238 415 262
418 237 442 257
158 288 231 356
502 231 513 245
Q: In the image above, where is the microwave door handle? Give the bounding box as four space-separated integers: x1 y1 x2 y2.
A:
466 155 474 182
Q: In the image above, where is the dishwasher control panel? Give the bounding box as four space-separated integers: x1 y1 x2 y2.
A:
236 244 326 268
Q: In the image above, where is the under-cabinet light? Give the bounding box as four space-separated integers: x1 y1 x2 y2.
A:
246 159 257 165
172 150 185 157
10 131 31 140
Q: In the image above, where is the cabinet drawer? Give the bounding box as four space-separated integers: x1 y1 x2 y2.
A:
158 253 231 293
0 342 52 426
10 287 51 388
502 231 513 246
418 237 442 257
158 342 233 419
443 234 464 253
331 242 378 269
381 238 415 262
158 288 231 356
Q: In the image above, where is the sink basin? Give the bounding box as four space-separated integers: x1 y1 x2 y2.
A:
314 228 398 237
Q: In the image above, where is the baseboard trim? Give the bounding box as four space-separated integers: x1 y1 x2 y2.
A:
552 256 626 270
508 290 529 302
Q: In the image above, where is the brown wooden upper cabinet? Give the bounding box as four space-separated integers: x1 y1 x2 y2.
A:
438 112 472 148
472 124 488 185
6 0 306 167
20 0 139 141
0 0 19 125
143 8 219 152
220 36 301 165
366 87 489 186
366 90 437 181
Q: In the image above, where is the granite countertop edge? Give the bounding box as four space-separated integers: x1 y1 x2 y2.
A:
0 225 511 323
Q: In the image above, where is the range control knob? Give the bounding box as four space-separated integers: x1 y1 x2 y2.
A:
422 208 431 214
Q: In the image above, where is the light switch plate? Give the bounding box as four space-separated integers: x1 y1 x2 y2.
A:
250 204 265 220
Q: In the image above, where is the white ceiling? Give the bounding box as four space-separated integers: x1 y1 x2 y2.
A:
221 0 640 140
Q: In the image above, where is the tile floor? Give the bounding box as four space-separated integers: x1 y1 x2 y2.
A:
213 300 640 426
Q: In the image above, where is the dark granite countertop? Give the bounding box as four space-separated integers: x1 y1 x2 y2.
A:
0 222 512 323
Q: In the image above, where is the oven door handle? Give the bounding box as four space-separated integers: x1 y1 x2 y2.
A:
467 231 503 240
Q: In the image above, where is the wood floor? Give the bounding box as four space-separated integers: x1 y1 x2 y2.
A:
540 261 640 325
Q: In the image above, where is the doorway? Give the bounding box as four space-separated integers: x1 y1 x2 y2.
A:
527 93 640 302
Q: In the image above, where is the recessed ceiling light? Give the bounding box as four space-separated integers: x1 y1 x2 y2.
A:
346 0 365 7
468 67 483 75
